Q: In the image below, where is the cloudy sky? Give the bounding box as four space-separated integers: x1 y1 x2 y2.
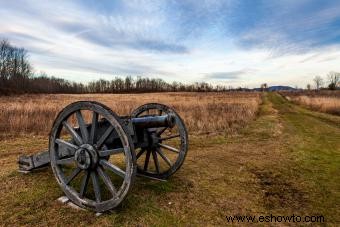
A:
1 0 340 88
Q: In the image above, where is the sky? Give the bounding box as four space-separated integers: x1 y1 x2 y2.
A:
1 0 340 88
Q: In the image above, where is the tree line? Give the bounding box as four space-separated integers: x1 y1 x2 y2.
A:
0 39 234 95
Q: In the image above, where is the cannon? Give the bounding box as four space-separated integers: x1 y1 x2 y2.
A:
18 101 188 213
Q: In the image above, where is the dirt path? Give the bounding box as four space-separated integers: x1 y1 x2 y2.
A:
0 93 339 226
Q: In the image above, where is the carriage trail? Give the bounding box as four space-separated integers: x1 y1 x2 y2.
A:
0 92 339 226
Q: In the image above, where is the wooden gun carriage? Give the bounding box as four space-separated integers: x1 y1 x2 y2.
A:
18 101 188 212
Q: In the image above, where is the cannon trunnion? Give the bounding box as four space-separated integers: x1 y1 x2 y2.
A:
18 102 188 212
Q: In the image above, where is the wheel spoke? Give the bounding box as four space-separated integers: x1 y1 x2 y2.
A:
156 127 168 136
158 143 180 153
152 150 160 173
160 134 180 141
144 150 151 171
97 166 117 196
100 159 126 179
91 170 101 202
65 167 81 185
90 112 98 144
76 110 89 144
156 148 172 167
99 148 124 157
56 139 78 155
97 125 114 148
136 148 146 159
56 157 75 165
62 121 83 145
79 170 90 198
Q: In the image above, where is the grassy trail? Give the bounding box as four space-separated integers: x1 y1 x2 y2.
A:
0 93 339 226
267 93 340 223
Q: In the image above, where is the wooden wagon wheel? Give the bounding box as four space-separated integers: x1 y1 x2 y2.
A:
49 101 136 212
131 103 188 180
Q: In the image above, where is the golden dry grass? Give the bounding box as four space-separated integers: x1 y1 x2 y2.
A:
0 92 261 137
286 95 340 115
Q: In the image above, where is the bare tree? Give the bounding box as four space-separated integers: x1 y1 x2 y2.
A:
313 75 323 90
260 83 268 91
306 84 311 90
327 71 340 90
0 39 32 93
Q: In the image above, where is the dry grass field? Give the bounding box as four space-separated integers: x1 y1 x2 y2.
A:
0 92 339 226
0 92 261 137
282 90 340 115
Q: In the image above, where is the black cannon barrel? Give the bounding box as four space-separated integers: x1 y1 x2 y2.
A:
131 114 176 129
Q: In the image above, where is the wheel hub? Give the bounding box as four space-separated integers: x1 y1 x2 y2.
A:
74 144 98 170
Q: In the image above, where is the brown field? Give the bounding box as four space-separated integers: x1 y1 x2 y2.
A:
282 90 340 115
0 92 261 137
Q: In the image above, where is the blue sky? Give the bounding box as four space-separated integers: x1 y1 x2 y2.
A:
1 0 340 88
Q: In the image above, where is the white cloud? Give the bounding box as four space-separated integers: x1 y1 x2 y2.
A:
0 0 340 88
